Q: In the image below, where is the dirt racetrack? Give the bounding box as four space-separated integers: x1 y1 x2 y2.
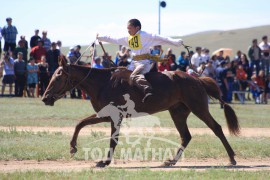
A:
0 126 270 172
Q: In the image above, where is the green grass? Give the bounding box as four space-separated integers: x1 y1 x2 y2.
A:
1 169 270 180
0 129 269 161
0 97 269 128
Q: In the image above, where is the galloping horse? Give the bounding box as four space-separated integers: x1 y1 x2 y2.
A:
42 56 240 167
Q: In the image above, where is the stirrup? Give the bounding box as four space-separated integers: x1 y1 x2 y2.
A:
142 93 153 103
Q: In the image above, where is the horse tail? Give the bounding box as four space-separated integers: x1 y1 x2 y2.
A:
199 77 240 136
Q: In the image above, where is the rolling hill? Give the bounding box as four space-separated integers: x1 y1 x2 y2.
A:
62 24 270 63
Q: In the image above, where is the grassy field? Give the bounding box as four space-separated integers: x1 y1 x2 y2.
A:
1 169 270 180
0 97 269 178
0 97 269 128
0 129 269 161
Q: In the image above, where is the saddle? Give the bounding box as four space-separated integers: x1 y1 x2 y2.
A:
110 68 132 87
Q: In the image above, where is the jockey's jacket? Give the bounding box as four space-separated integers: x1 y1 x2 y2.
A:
98 30 183 63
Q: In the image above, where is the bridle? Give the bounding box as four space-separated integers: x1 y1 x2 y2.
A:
49 65 92 101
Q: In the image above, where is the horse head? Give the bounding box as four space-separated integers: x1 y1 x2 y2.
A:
42 55 72 106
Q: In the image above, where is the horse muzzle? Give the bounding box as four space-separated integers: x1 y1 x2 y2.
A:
42 94 55 106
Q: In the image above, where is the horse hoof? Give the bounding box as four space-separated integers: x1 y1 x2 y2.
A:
96 160 109 168
70 147 77 156
228 160 237 166
161 159 176 167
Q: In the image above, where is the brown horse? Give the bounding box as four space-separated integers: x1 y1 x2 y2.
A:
42 57 240 167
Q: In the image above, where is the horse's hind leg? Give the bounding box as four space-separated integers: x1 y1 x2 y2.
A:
70 114 110 155
163 103 191 166
192 107 236 165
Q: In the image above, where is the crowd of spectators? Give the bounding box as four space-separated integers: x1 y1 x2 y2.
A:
0 17 270 104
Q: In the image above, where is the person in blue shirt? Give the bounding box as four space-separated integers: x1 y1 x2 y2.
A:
93 56 104 68
1 17 18 53
177 51 189 72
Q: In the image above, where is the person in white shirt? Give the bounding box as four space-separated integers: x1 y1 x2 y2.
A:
97 19 183 102
259 35 270 76
191 46 206 71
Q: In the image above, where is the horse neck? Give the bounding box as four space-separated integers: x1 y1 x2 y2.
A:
70 65 111 99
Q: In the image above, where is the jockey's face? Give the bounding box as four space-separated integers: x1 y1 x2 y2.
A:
127 23 140 36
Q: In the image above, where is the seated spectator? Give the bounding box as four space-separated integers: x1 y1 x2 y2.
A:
1 53 14 96
197 62 207 76
164 48 177 70
151 45 163 56
177 51 189 72
93 56 104 68
27 58 39 97
158 61 170 72
118 54 130 67
102 52 116 68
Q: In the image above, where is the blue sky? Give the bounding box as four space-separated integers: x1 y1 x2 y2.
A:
1 0 269 46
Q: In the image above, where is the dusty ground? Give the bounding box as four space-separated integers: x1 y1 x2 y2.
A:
1 158 270 172
1 126 269 172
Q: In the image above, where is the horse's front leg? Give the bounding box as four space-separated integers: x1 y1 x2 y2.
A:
96 119 122 167
70 114 110 155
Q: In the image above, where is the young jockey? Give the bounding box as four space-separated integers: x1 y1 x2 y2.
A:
97 19 183 102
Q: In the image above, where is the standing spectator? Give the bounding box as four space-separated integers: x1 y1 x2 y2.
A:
27 58 39 97
13 40 28 63
73 45 82 64
1 53 14 96
30 29 41 48
38 56 49 96
236 64 248 91
216 50 225 62
41 30 51 51
20 35 28 50
30 39 47 63
265 74 270 104
204 60 216 79
225 62 235 103
191 46 204 71
216 61 228 107
71 45 82 99
210 55 219 69
0 26 2 59
259 35 270 76
56 40 62 54
177 51 189 72
14 52 26 97
248 39 261 76
202 48 210 62
1 17 18 53
46 42 60 77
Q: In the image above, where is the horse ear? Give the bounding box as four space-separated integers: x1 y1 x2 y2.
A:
58 55 67 67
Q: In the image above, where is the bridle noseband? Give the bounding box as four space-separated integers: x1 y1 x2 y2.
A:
50 65 92 101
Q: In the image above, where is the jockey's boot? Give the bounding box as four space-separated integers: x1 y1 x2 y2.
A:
131 74 153 103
